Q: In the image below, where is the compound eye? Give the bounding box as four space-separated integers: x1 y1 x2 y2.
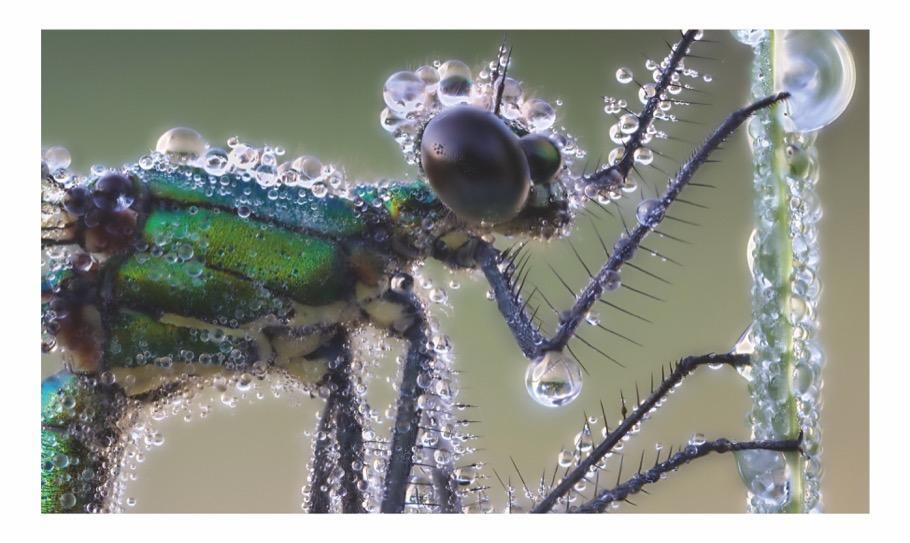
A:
420 106 530 224
92 174 135 212
519 133 563 184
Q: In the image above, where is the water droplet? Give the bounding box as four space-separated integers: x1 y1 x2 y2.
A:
415 65 440 93
203 148 230 176
633 147 654 165
618 113 639 134
437 60 473 107
228 144 258 170
775 30 855 132
601 269 621 291
525 351 583 408
574 426 594 452
735 449 792 509
615 67 634 85
383 71 426 114
44 146 72 171
291 156 323 180
59 492 77 509
733 29 768 47
156 127 205 161
635 198 665 228
522 99 556 132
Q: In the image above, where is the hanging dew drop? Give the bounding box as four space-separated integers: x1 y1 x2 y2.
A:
618 113 639 134
774 30 856 132
615 67 634 85
574 426 594 452
525 351 583 408
557 449 574 468
735 449 792 509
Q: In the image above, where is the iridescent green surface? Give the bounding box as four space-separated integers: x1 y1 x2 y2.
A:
142 208 352 305
106 310 233 367
144 168 366 238
113 255 288 324
41 372 106 513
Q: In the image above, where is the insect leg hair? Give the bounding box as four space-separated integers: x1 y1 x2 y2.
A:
476 92 791 358
573 435 802 513
530 352 795 512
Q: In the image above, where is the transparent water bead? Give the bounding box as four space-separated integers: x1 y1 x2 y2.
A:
415 65 440 93
735 449 792 509
522 99 556 132
383 71 426 114
615 67 634 85
203 148 230 176
437 60 473 107
44 146 72 171
774 30 856 133
733 29 768 47
525 351 583 407
635 198 665 228
156 127 205 161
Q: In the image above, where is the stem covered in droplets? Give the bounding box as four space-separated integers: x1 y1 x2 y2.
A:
739 30 832 513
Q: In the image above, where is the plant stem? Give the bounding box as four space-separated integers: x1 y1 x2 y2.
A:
739 30 827 513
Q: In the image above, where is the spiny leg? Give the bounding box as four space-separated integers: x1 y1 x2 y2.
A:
585 29 700 193
529 353 802 513
307 327 367 514
380 282 460 513
573 436 802 513
476 92 790 361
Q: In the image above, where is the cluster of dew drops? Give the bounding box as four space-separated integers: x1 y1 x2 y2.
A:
379 46 586 180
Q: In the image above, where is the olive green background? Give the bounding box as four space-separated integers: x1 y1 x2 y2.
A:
41 30 869 513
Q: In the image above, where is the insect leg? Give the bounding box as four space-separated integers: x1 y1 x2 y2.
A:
583 30 700 194
307 327 368 514
573 435 802 513
477 92 791 359
379 283 460 513
529 353 800 513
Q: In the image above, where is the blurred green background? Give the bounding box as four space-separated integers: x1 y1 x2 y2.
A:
41 30 868 513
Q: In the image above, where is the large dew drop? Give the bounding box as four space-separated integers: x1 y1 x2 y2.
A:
383 71 426 114
437 60 473 107
156 127 206 161
774 30 856 133
525 350 583 407
735 449 792 509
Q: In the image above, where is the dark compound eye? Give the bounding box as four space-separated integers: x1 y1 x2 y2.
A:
420 106 530 224
92 174 135 212
519 133 563 184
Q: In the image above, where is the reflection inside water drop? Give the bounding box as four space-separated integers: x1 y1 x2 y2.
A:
735 449 792 509
775 30 856 132
525 351 583 408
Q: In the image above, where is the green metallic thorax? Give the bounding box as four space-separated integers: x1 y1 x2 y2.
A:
41 167 460 513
